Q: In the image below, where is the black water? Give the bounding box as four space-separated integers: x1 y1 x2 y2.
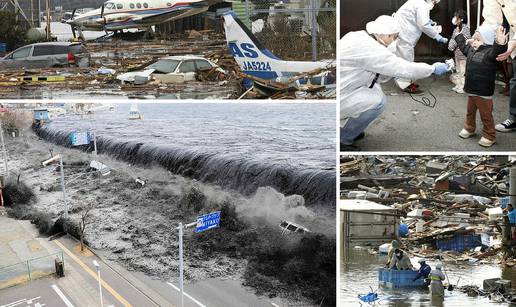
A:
34 103 336 207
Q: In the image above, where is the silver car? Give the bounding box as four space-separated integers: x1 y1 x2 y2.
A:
0 42 90 69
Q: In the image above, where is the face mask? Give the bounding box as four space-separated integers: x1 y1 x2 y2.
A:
452 17 458 26
387 39 398 53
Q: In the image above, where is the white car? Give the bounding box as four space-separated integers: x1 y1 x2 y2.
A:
117 55 223 84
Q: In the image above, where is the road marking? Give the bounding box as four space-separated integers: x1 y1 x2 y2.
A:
53 239 132 307
166 282 206 307
1 297 41 307
270 303 280 307
51 285 75 307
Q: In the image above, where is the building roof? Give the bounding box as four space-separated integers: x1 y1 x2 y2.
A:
339 199 396 212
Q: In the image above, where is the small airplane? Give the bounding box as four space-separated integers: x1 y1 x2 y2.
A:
221 11 335 88
66 0 218 40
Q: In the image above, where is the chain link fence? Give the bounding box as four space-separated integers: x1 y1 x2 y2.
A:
0 252 64 289
234 0 336 61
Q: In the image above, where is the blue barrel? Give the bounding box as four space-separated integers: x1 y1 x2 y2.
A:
399 223 409 237
0 43 6 53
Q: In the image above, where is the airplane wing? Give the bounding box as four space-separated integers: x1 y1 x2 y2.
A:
104 3 209 30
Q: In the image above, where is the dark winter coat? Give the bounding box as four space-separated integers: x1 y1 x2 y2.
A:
455 33 506 97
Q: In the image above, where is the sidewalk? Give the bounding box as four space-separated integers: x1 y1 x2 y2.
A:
352 77 516 151
0 216 166 306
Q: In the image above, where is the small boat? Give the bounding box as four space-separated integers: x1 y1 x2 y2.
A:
129 104 143 120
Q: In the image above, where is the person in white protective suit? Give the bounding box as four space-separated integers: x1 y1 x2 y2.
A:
340 15 449 151
393 0 448 93
481 0 516 132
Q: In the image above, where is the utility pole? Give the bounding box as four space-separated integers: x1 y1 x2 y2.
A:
0 121 9 178
45 0 50 40
311 0 318 61
93 130 98 156
59 155 68 219
179 222 184 307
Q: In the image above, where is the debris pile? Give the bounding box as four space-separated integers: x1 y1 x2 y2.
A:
341 156 516 266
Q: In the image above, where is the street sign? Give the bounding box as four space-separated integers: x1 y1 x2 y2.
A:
195 211 221 233
71 131 90 146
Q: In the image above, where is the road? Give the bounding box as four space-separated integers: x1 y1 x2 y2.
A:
347 77 516 151
1 223 289 307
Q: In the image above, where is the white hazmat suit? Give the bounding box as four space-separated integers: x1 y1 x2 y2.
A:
340 30 435 120
393 0 443 88
394 0 442 62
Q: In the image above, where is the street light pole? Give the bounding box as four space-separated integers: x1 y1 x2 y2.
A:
59 155 68 219
93 130 98 156
93 260 104 307
179 222 184 307
0 121 9 177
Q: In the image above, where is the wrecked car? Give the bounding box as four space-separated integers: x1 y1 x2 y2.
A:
280 221 311 234
116 55 224 84
0 42 90 69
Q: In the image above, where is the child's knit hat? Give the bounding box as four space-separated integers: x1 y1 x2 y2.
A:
476 24 496 45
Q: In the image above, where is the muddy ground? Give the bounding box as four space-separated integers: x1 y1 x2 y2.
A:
3 130 336 306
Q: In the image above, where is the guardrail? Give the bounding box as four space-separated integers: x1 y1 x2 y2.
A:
0 251 64 289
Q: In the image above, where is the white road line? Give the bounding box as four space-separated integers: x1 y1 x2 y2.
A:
0 298 27 307
51 285 75 307
1 297 41 307
166 282 206 307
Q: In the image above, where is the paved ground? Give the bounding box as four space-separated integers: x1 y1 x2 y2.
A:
0 278 74 307
0 216 291 307
348 76 515 151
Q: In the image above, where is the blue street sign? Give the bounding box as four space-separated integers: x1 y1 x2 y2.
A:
195 211 221 233
71 130 91 146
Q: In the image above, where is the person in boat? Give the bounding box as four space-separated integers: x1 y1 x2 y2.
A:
389 249 413 270
386 240 400 267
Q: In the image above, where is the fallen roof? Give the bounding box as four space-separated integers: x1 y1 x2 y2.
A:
339 199 396 212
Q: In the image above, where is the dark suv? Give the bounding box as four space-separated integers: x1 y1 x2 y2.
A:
0 42 90 69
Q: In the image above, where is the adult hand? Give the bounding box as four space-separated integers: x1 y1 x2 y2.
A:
495 26 508 45
435 34 448 44
432 62 448 75
497 40 516 61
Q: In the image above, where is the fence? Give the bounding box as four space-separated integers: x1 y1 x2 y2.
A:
236 0 336 61
0 251 64 289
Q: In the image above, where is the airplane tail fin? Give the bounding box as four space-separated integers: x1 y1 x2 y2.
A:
222 11 282 60
221 11 333 87
222 11 284 81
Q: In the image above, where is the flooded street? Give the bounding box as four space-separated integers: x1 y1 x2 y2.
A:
341 249 516 306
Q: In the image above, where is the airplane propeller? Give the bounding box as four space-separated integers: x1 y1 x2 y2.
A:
100 4 108 33
69 8 77 38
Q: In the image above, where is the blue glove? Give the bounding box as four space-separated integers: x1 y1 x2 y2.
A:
432 62 448 76
435 34 448 44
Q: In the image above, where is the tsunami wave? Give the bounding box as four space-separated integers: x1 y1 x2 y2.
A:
34 125 336 207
